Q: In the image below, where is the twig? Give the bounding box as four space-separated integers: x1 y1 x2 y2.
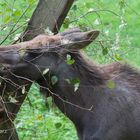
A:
0 5 31 45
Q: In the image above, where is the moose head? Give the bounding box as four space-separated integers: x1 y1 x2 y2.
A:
0 28 99 81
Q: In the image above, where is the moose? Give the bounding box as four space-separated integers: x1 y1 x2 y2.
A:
0 28 140 140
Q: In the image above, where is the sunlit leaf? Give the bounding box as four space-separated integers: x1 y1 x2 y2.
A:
74 83 80 92
28 0 34 4
45 27 54 35
4 16 10 23
65 79 71 84
114 54 123 61
66 54 75 65
9 96 18 103
13 10 21 16
43 68 49 75
14 33 21 41
6 8 12 12
94 19 100 25
65 78 80 92
22 86 26 94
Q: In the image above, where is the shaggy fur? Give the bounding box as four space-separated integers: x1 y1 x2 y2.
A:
0 28 139 140
38 51 140 140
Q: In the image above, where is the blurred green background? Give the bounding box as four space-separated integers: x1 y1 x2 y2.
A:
0 0 140 139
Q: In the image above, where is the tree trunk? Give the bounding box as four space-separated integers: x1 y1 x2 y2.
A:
23 0 74 41
0 0 74 139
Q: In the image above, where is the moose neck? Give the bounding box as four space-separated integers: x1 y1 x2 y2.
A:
70 52 106 85
47 51 107 125
53 51 107 87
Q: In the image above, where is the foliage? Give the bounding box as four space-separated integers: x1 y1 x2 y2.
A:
16 85 77 140
63 0 140 66
0 0 140 140
0 0 37 44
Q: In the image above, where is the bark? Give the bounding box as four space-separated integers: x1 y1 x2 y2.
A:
23 0 74 41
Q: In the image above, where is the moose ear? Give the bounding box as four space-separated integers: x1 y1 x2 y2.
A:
58 27 82 36
60 30 99 50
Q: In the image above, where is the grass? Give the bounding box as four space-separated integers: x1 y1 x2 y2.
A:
0 0 140 140
16 85 78 140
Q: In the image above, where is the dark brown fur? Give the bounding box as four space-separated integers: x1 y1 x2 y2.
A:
37 50 140 140
14 29 140 140
0 28 140 140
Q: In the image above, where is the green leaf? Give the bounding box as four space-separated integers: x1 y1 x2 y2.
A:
65 54 75 65
0 11 2 15
65 78 80 92
85 2 93 8
102 47 108 55
6 8 12 12
74 83 80 92
1 3 7 7
13 10 21 16
63 23 69 29
70 78 80 85
63 17 70 29
119 0 125 10
51 75 58 85
72 5 77 11
114 54 123 61
4 16 10 23
28 0 34 4
55 122 62 129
